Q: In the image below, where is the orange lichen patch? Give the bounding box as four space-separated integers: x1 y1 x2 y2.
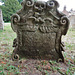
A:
1 61 6 64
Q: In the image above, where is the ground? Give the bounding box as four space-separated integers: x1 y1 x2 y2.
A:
0 23 75 75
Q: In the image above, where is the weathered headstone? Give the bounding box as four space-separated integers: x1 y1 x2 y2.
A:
11 0 69 62
69 15 75 29
0 9 4 30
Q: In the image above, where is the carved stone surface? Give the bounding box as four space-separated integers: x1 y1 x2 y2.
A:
0 9 4 30
11 0 69 62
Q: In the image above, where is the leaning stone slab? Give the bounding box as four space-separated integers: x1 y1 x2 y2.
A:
11 0 69 62
0 9 4 30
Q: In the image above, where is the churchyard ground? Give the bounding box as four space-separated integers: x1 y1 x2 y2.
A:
0 23 75 75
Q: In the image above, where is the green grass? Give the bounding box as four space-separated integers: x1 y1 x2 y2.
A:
0 63 20 75
0 24 16 44
0 24 16 53
62 28 75 50
0 24 18 75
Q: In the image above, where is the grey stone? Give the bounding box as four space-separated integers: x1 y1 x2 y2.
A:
69 15 75 29
11 0 69 62
0 9 4 30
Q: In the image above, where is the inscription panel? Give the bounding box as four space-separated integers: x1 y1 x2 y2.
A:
22 31 56 51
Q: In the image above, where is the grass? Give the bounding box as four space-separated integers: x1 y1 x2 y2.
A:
0 63 20 75
0 24 16 44
62 28 75 50
0 24 18 75
0 24 16 54
0 24 75 75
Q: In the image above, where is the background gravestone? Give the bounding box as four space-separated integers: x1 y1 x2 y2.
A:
69 15 75 29
0 9 4 30
11 0 69 62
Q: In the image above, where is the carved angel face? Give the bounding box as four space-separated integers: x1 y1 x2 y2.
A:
34 1 46 11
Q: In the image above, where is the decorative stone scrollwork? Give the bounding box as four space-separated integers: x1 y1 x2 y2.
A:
39 26 58 33
44 18 53 23
12 53 19 61
26 0 34 7
47 1 55 8
11 14 20 24
11 14 20 32
60 16 69 25
47 0 59 9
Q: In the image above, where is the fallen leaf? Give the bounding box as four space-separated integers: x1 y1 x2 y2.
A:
1 61 6 64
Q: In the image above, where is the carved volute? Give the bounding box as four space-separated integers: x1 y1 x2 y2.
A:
11 0 69 62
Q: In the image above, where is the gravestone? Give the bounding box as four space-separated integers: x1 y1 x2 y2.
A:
69 15 75 29
11 0 69 62
0 9 4 30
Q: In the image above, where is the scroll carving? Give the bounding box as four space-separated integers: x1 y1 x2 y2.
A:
26 0 34 7
60 16 69 25
11 14 20 32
